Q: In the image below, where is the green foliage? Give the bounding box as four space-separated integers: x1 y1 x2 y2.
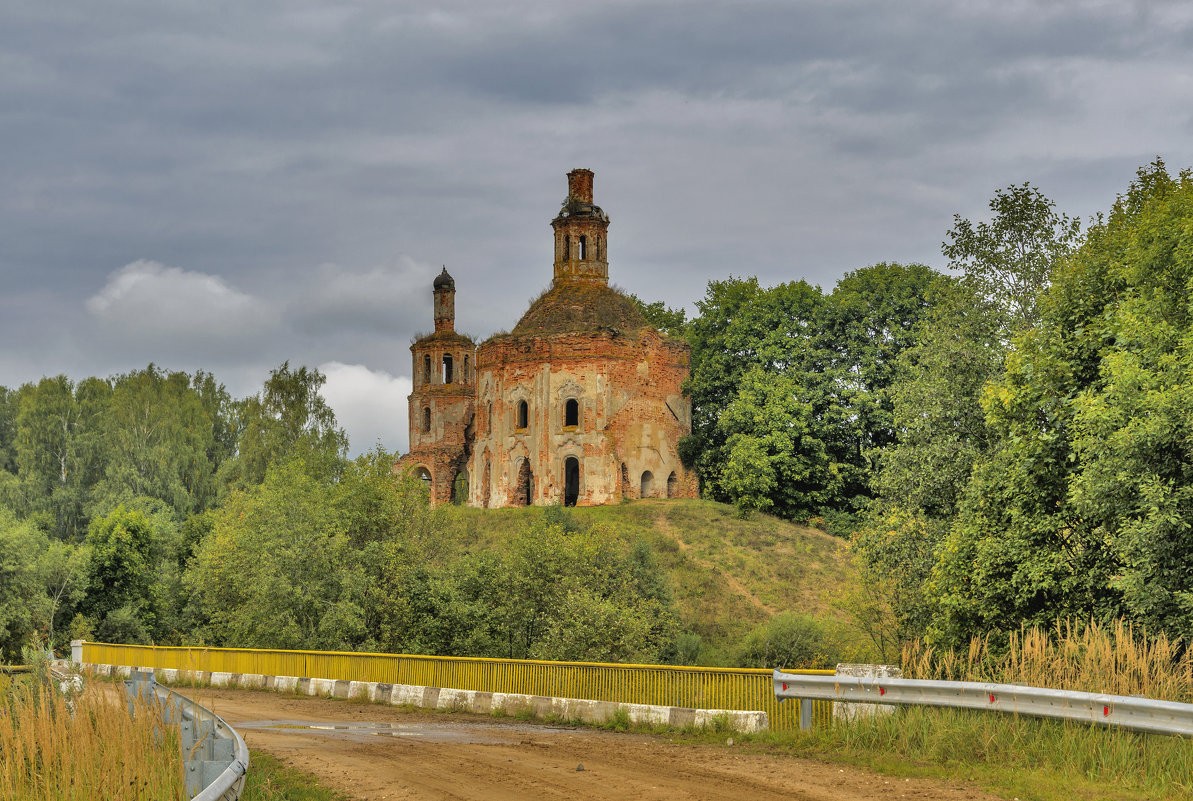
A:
874 283 1004 520
0 387 16 474
241 752 356 801
0 508 49 662
629 294 689 338
932 161 1193 642
187 462 359 650
92 366 222 519
943 181 1082 332
686 267 944 519
12 375 109 540
224 362 348 488
823 262 946 453
849 507 940 653
718 367 844 519
734 611 836 669
81 505 158 643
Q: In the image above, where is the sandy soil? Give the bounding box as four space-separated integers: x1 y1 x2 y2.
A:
195 687 1001 801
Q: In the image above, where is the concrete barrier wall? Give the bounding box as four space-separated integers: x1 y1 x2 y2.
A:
81 662 768 734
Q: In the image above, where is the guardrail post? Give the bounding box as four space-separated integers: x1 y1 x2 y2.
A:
799 699 813 730
835 664 901 724
71 639 83 665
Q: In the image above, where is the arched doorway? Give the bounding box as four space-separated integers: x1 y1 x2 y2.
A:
564 457 580 507
640 470 654 498
514 459 534 507
667 471 678 498
415 466 432 495
450 470 468 505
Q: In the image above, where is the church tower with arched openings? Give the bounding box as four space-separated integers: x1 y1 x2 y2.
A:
401 267 475 504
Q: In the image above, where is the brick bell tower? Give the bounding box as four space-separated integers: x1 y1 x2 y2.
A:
551 168 610 286
401 267 476 504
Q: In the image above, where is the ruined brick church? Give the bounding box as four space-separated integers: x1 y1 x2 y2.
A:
396 169 697 507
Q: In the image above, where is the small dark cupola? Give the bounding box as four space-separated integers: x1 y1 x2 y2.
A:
551 169 610 286
433 266 455 332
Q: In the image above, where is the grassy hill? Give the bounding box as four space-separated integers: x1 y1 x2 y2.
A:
447 499 870 665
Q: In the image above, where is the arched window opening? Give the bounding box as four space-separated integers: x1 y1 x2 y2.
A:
578 235 587 260
442 355 454 384
597 235 603 260
487 401 493 434
562 235 569 260
423 354 432 384
450 470 468 505
667 471 678 499
415 466 432 493
422 406 431 433
514 459 533 507
564 398 579 428
462 354 470 384
517 400 529 430
564 457 580 507
640 471 655 499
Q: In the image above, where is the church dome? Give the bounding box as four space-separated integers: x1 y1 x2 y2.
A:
433 267 455 290
508 282 649 338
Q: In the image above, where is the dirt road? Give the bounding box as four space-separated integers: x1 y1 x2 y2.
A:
198 687 1000 801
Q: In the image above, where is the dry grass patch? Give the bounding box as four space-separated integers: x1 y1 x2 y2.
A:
0 673 185 800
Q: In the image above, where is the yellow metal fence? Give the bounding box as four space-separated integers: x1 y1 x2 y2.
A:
82 642 833 730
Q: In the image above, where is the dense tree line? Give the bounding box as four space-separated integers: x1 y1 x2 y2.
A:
5 159 1192 663
851 162 1193 649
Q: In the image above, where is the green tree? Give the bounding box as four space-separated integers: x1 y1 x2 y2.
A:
186 462 363 650
943 182 1082 332
822 262 947 456
683 277 830 504
224 363 348 487
875 283 1004 520
630 294 689 338
931 160 1193 642
91 366 220 519
39 540 90 654
0 386 16 474
13 376 110 540
80 505 158 644
718 366 848 518
0 507 50 661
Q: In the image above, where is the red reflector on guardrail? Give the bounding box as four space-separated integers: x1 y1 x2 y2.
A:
989 693 996 703
1104 706 1110 716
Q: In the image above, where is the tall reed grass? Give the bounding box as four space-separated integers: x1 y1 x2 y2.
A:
902 619 1193 702
0 672 186 800
779 620 1193 799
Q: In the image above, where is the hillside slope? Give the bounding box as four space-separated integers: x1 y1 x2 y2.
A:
447 499 865 663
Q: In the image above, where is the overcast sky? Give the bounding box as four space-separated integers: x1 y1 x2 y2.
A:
3 0 1191 455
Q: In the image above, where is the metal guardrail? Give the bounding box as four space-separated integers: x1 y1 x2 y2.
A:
773 669 1193 737
125 669 249 800
79 641 834 730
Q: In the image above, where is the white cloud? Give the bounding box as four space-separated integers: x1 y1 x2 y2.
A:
86 260 274 339
288 257 437 335
318 361 412 456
